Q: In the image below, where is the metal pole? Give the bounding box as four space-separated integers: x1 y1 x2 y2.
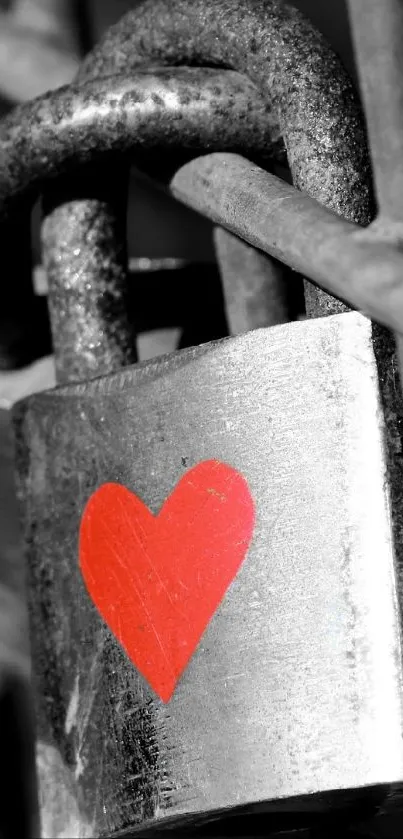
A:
347 0 403 225
347 0 403 377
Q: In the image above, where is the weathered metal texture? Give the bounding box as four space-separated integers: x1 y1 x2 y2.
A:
36 0 375 384
79 0 372 229
0 67 283 383
13 312 403 837
213 227 301 333
0 70 280 221
0 0 375 376
42 170 135 384
170 154 402 332
0 255 229 390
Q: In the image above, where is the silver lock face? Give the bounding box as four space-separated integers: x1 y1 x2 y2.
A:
14 310 403 837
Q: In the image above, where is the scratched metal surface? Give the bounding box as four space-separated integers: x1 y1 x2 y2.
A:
12 311 403 837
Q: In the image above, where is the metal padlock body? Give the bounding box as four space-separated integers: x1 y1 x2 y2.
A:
6 1 403 837
14 312 403 837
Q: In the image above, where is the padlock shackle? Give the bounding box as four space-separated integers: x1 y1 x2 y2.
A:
0 69 279 224
43 0 374 382
80 0 372 227
0 0 374 382
0 66 285 384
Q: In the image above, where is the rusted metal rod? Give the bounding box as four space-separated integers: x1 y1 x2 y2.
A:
171 152 403 333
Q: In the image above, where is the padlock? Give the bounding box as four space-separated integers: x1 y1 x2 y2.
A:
4 0 403 837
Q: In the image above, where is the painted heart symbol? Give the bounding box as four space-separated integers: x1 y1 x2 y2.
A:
79 460 255 702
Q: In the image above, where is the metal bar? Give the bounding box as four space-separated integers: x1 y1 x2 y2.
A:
213 227 297 333
42 169 135 387
171 152 403 333
347 0 403 222
347 0 403 381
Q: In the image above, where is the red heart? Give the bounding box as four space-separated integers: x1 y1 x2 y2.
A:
79 460 255 702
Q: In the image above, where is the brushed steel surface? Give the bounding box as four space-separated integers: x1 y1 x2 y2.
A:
13 311 403 836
